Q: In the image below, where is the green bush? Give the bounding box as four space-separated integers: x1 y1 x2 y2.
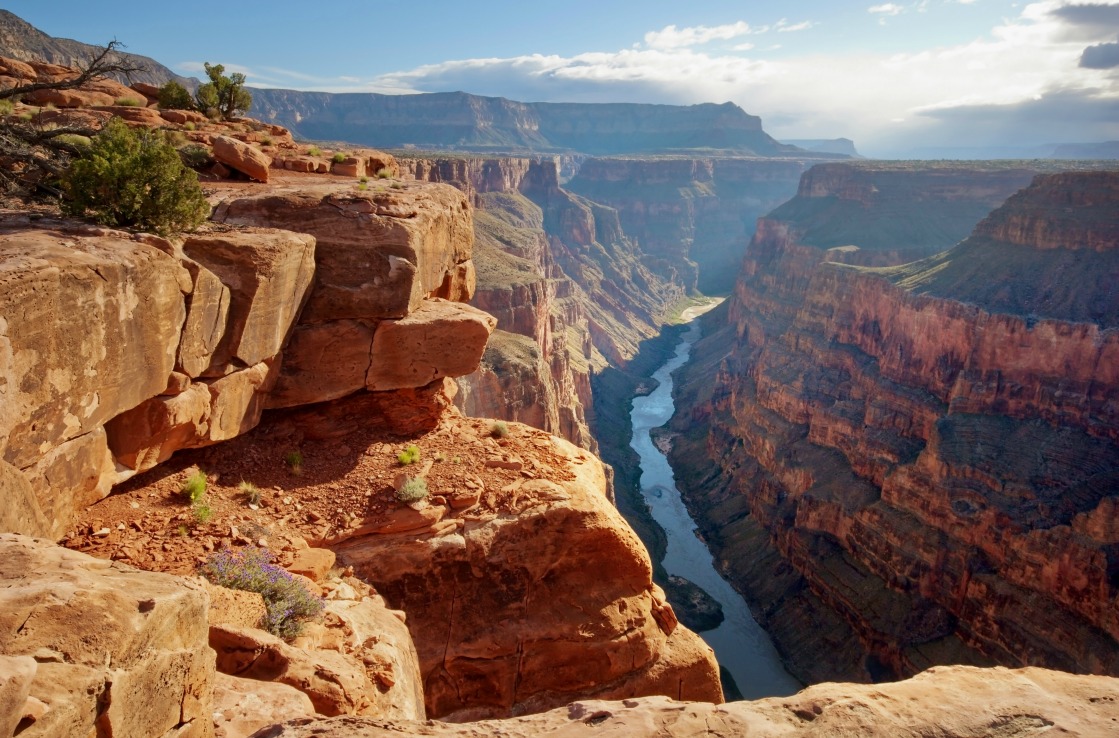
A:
331 152 346 164
60 118 209 236
114 96 144 107
397 444 420 465
396 477 428 503
489 421 509 439
375 167 392 179
200 546 324 639
284 450 303 475
307 145 322 157
191 501 213 524
157 80 195 111
178 143 212 169
181 470 207 503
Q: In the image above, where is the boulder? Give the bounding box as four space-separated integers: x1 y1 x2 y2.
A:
94 104 166 126
210 625 376 717
333 431 721 720
287 548 336 582
211 183 474 322
213 673 314 738
161 109 210 125
266 320 376 409
212 136 272 182
182 228 316 374
0 535 215 738
366 299 497 391
106 360 280 472
0 460 50 538
0 227 187 471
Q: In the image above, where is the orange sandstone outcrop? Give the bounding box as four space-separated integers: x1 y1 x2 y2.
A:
670 169 1119 683
330 424 722 720
247 666 1119 738
0 534 215 738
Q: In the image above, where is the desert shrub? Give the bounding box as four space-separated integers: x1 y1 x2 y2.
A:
178 143 212 169
200 546 324 639
397 444 420 465
182 121 196 131
181 470 207 503
157 80 194 111
331 152 346 164
307 145 322 157
114 96 144 107
53 133 91 154
0 99 14 116
60 118 209 235
396 477 428 503
191 501 213 524
284 450 303 475
375 167 392 179
239 480 262 506
194 63 251 120
489 421 509 439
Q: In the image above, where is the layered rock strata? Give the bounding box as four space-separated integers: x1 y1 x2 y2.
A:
1 178 491 540
564 157 811 294
670 170 1119 682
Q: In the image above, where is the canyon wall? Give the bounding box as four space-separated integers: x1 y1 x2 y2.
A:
564 157 811 294
671 167 1119 683
249 91 802 156
399 156 687 452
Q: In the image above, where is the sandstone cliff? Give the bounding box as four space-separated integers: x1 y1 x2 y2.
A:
249 91 801 157
251 665 1119 737
670 168 1119 683
564 157 811 294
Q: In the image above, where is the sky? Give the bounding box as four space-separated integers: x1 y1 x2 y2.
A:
5 1 1119 156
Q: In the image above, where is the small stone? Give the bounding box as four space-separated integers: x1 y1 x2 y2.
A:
94 528 110 537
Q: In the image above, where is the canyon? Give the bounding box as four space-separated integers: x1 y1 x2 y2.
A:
1 29 1119 737
670 164 1119 685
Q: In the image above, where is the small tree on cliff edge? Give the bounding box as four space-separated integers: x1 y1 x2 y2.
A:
195 63 252 120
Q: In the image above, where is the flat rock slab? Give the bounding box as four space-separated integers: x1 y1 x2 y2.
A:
0 534 214 738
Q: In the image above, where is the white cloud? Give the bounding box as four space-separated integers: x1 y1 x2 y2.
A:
643 21 754 49
777 20 814 32
243 1 1119 154
867 3 905 15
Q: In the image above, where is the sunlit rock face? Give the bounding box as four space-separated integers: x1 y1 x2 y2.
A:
670 168 1119 683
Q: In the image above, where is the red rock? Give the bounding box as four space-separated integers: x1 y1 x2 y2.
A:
287 547 336 582
672 168 1119 682
211 183 475 322
161 109 210 125
181 228 316 373
212 672 314 738
211 666 1119 738
94 105 165 126
332 431 721 720
212 136 271 182
366 298 497 391
0 535 214 737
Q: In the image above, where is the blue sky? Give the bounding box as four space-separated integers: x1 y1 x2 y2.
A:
6 1 1119 154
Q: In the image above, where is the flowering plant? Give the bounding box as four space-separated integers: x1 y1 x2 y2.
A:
200 545 324 639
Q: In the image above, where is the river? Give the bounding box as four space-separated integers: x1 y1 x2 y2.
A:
629 313 802 700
